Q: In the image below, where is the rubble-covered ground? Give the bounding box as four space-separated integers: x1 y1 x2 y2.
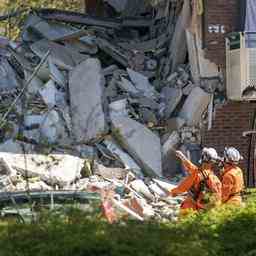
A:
0 1 224 222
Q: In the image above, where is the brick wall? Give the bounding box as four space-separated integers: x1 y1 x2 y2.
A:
202 101 256 186
203 0 239 67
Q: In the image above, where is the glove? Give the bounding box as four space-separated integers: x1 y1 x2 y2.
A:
175 150 187 161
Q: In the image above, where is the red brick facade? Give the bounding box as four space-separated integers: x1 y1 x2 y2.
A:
202 102 256 186
201 1 256 186
203 0 239 67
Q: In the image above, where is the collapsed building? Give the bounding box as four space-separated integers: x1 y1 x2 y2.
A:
0 0 253 221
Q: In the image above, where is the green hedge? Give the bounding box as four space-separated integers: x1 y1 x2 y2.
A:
0 195 256 256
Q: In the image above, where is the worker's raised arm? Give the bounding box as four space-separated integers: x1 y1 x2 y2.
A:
170 174 195 196
175 151 198 175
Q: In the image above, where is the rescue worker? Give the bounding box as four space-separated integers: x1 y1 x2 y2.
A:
221 147 244 206
170 148 222 215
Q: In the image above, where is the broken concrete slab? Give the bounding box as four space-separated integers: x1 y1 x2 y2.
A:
118 77 140 95
69 58 107 142
29 17 79 41
182 82 196 96
169 0 191 73
0 58 20 90
0 153 84 187
0 140 23 154
75 145 96 159
179 87 211 126
48 58 66 87
25 71 44 94
162 131 181 178
130 179 154 200
162 131 180 158
148 182 167 197
185 30 200 85
110 112 162 177
62 44 89 66
103 65 119 76
161 87 183 118
152 179 177 193
40 110 67 144
127 68 158 99
103 139 142 177
109 99 129 118
64 40 98 55
23 115 43 143
25 115 44 128
30 39 87 70
94 163 128 180
39 80 57 108
79 35 97 47
35 61 51 82
30 39 75 70
136 97 159 111
16 180 53 191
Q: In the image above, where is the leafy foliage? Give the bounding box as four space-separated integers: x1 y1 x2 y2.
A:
0 192 256 256
0 0 81 39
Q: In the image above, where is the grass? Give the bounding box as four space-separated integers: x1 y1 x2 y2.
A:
0 191 255 256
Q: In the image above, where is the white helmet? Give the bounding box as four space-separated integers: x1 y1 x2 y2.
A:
201 147 219 163
223 147 243 163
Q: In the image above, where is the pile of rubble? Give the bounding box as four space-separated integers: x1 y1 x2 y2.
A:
0 1 222 221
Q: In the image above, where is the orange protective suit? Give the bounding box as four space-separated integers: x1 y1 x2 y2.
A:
221 165 244 206
170 160 222 214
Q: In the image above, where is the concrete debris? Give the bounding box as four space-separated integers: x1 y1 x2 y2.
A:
28 15 79 41
103 65 119 77
40 110 67 144
179 87 211 126
162 131 180 158
69 58 107 142
127 68 158 99
118 77 140 95
0 153 84 187
94 163 128 180
111 112 162 177
130 179 154 200
0 140 23 154
48 58 66 87
167 0 191 74
0 58 20 90
39 80 57 108
182 82 196 96
162 132 180 178
103 139 142 177
148 182 167 197
25 71 44 94
109 99 129 118
0 3 222 222
31 39 76 70
160 87 183 118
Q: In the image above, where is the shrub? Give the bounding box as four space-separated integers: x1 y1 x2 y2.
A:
0 192 255 256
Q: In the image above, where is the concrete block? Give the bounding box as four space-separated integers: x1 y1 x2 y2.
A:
179 87 211 126
69 58 107 142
